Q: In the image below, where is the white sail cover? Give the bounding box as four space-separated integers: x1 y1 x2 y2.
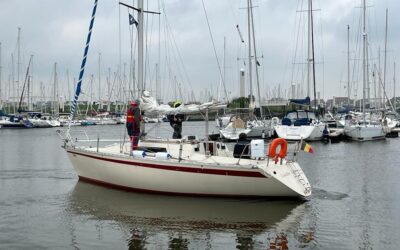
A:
140 91 227 118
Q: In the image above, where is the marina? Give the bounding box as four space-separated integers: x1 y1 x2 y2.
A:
1 0 400 249
1 124 400 248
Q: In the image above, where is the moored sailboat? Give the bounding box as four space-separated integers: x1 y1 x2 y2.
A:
344 0 386 141
61 0 312 198
275 109 325 141
274 0 324 141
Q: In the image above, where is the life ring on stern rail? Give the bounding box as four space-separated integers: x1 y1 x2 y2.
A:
268 138 288 161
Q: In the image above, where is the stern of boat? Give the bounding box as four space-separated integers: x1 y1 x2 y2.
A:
259 159 312 198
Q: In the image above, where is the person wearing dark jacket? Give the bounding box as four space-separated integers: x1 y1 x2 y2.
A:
126 101 142 150
168 100 184 139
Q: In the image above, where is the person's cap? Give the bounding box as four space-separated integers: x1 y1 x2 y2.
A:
173 100 182 108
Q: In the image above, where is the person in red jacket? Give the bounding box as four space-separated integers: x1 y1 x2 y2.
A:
126 101 142 151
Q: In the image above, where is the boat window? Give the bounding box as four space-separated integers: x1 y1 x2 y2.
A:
308 112 316 120
286 112 297 120
297 111 308 119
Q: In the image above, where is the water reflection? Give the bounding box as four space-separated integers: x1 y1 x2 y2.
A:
69 181 314 249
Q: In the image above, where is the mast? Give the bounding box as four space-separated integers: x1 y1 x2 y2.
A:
138 0 144 97
310 0 317 112
250 0 263 118
11 53 15 113
98 52 101 107
0 42 2 109
223 36 226 99
221 36 226 102
362 0 366 123
373 64 377 106
107 67 111 111
17 55 33 112
347 25 350 105
366 32 370 107
17 27 21 103
383 8 388 109
28 55 33 111
40 81 44 112
378 47 382 109
247 0 253 115
157 0 161 103
307 0 311 97
394 62 396 111
67 69 71 104
53 62 58 116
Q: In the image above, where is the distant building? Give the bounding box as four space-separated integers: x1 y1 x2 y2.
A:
333 97 352 107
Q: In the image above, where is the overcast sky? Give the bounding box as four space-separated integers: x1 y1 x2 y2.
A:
0 0 399 104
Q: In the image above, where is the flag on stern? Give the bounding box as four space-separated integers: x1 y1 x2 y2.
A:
302 142 314 154
129 13 138 26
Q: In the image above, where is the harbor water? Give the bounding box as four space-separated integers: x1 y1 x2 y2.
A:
1 122 400 249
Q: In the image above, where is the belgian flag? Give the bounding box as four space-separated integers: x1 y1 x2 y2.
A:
302 142 314 154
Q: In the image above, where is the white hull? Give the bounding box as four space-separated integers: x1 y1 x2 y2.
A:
86 118 119 125
219 126 252 140
274 124 324 141
220 121 272 140
28 119 52 128
328 128 344 138
344 124 386 141
66 141 311 197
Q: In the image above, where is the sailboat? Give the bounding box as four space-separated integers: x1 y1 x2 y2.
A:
219 0 273 141
344 0 386 141
274 0 325 141
61 0 311 198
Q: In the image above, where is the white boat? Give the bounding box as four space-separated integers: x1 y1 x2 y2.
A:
274 110 324 141
274 0 325 142
344 1 386 142
323 113 345 140
344 121 386 141
0 115 32 128
218 0 273 142
143 116 161 123
65 136 311 197
61 0 311 198
63 93 311 198
85 112 120 125
219 118 272 140
28 116 61 128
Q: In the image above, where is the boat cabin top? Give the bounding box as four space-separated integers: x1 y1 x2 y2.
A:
282 110 317 126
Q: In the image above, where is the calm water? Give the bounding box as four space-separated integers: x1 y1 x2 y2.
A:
1 122 400 249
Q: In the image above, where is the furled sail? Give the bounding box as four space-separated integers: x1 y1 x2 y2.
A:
140 91 226 118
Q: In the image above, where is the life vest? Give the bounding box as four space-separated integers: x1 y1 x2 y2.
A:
127 108 135 123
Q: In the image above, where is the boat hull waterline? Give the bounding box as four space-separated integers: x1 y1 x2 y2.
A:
274 124 324 141
344 125 386 141
66 148 311 198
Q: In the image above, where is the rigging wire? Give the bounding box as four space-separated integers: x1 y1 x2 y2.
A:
161 0 194 101
200 0 229 102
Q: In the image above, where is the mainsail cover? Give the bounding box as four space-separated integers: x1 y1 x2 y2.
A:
140 91 227 118
289 96 310 105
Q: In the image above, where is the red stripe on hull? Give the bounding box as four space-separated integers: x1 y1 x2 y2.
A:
78 176 269 198
68 150 266 178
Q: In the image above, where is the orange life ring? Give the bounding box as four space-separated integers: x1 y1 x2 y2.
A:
269 138 288 160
